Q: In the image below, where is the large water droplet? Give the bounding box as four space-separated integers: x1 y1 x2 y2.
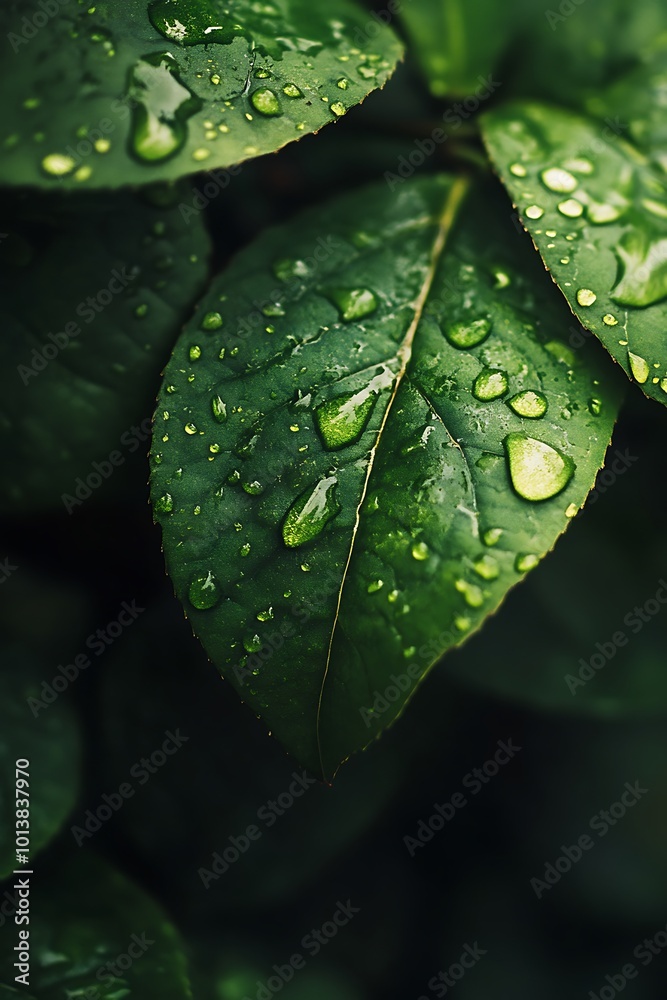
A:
328 287 377 321
445 318 491 349
189 570 220 609
472 368 508 401
282 476 340 547
250 87 282 116
557 198 583 218
473 554 499 580
628 351 650 383
508 390 548 419
128 52 201 162
541 167 577 193
504 433 575 501
611 228 667 307
315 387 377 450
41 153 76 177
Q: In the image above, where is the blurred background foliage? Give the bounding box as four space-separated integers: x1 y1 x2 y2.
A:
2 0 667 996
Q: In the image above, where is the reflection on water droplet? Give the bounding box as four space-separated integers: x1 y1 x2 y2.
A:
541 167 577 193
250 88 282 116
504 432 575 501
155 492 173 514
128 51 201 162
445 318 491 349
628 351 650 383
411 541 429 560
211 395 227 422
576 288 596 307
282 476 340 547
515 553 539 573
189 570 220 609
473 554 499 580
328 287 377 321
508 390 548 419
473 368 508 401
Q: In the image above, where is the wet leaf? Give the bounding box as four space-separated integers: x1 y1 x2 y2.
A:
0 0 402 189
483 100 667 406
151 175 622 779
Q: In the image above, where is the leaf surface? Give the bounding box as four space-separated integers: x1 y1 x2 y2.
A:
0 0 401 189
482 100 667 406
151 174 622 778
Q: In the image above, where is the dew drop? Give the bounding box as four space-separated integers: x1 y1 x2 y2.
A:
611 229 667 307
283 83 302 98
184 422 197 435
483 527 503 547
155 492 173 514
202 310 223 330
508 390 548 419
189 570 220 609
565 502 579 518
128 52 201 163
411 541 429 560
515 553 539 573
189 344 202 361
315 385 378 450
328 287 377 321
588 202 624 224
256 606 274 621
244 633 262 653
250 87 282 116
445 318 491 349
576 288 597 307
367 579 383 593
557 198 584 218
504 433 575 501
239 542 251 557
525 205 544 220
455 579 484 607
541 167 577 193
282 476 340 547
41 153 76 177
211 395 227 422
628 351 650 383
602 313 618 326
330 102 346 116
472 368 508 401
510 162 527 177
243 480 263 495
473 554 499 580
589 397 602 416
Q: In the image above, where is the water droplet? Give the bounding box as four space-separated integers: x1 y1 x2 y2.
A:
244 633 262 652
544 340 576 366
330 102 346 116
282 476 340 547
239 542 251 557
510 162 527 177
155 492 173 514
202 310 223 330
541 167 577 193
564 157 593 174
184 422 197 435
211 395 227 422
508 390 548 419
455 579 484 607
243 480 263 495
128 51 201 162
472 368 508 401
504 433 575 501
589 397 602 416
588 202 624 224
611 229 667 307
41 153 76 177
250 88 282 116
445 318 491 349
515 553 539 573
256 606 274 621
367 579 383 593
576 288 597 307
337 77 349 89
483 527 503 546
557 198 583 218
315 385 378 450
602 313 618 326
189 570 220 609
189 344 202 361
328 287 377 321
358 64 376 79
148 0 243 45
192 147 211 161
628 351 650 383
565 502 579 518
525 205 544 220
411 541 429 560
473 554 499 580
283 83 302 98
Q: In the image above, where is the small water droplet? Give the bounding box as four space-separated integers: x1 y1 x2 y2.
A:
510 162 526 177
283 83 302 98
602 313 618 326
504 433 575 502
445 318 491 349
189 344 202 361
565 502 579 518
41 153 76 177
189 570 220 609
472 368 508 401
588 202 624 224
243 480 263 495
328 287 377 321
483 527 503 547
184 422 197 435
411 541 429 560
239 542 251 557
330 102 346 116
455 579 484 607
211 395 227 422
541 167 577 193
628 351 650 383
256 606 274 621
557 198 583 218
367 579 383 593
155 492 173 514
250 88 282 116
508 390 548 419
588 397 602 416
576 288 597 307
473 554 499 580
282 476 340 547
525 205 544 220
515 553 539 573
202 310 223 330
244 633 263 652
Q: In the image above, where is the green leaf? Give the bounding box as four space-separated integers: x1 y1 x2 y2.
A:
0 186 210 511
0 0 402 189
0 652 81 880
151 174 622 779
482 100 667 407
0 853 192 998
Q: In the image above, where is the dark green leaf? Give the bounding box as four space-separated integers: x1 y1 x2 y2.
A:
0 652 81 880
0 0 402 189
482 100 667 406
0 187 210 511
151 174 622 779
0 853 192 998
